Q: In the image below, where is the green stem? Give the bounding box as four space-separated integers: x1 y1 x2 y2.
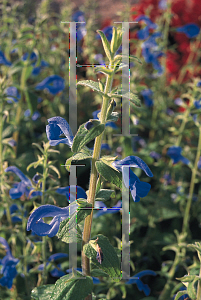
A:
182 126 201 234
41 148 48 285
82 68 114 280
13 62 28 155
197 252 201 299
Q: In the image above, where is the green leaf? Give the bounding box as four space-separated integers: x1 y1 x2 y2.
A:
77 80 110 98
110 90 141 107
31 284 55 300
96 160 122 189
94 66 113 76
65 152 92 172
174 291 189 300
187 277 200 300
28 91 38 113
95 189 115 201
91 269 109 277
106 111 119 122
72 121 105 152
83 234 121 282
48 165 61 178
97 30 112 61
32 143 44 154
114 54 142 65
176 275 199 282
51 272 93 300
56 202 92 244
2 125 14 138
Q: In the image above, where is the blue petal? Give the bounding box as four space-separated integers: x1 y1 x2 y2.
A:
48 253 68 261
176 24 200 38
0 237 11 254
0 50 12 66
137 27 150 40
35 75 65 95
46 116 74 147
5 166 32 186
135 15 157 29
113 156 153 177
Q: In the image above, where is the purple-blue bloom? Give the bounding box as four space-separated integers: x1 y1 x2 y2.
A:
176 23 200 38
125 270 156 296
194 98 201 109
112 156 153 202
24 109 41 121
46 116 74 147
135 15 157 40
35 75 65 95
167 146 190 165
94 200 122 218
66 268 100 284
101 143 111 151
72 11 86 43
5 166 42 199
5 86 20 103
22 52 37 65
27 203 78 237
159 0 167 10
0 237 19 289
32 60 49 76
92 110 118 129
56 185 87 202
141 89 154 107
0 51 12 66
150 151 161 161
198 156 201 169
38 253 68 277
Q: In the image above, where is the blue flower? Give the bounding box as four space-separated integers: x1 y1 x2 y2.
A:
5 86 20 103
167 146 190 165
176 24 200 38
198 157 201 169
159 0 167 10
141 89 154 107
0 51 12 66
94 200 122 218
22 52 37 65
72 11 86 43
112 156 153 202
24 109 41 121
46 116 74 147
38 253 68 277
35 75 65 95
125 270 156 296
5 166 42 199
66 268 100 284
56 185 87 202
135 15 157 40
27 203 78 237
7 139 17 147
92 110 118 129
150 151 161 161
101 143 111 151
194 98 201 109
141 32 164 76
0 237 19 289
5 204 25 223
32 60 49 76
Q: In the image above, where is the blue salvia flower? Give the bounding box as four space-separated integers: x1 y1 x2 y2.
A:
5 166 42 199
32 60 49 76
197 81 201 87
158 0 167 10
38 253 68 277
5 204 25 223
198 157 201 169
5 86 20 103
194 98 201 109
141 89 154 107
112 156 153 202
94 200 122 218
167 146 190 165
27 203 78 237
66 268 100 284
101 143 111 151
46 116 74 147
0 237 19 289
56 185 87 202
72 11 86 42
35 75 65 95
24 109 41 121
0 51 12 66
92 110 118 129
141 32 164 76
135 15 157 40
150 151 161 161
125 270 156 296
7 139 17 147
176 24 200 38
22 52 37 65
